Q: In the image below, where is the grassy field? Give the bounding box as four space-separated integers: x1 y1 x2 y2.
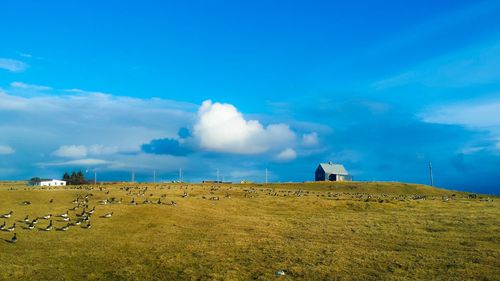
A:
0 181 498 280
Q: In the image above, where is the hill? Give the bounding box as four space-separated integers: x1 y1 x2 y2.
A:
0 181 498 280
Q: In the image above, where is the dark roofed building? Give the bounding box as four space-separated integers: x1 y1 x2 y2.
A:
315 161 352 182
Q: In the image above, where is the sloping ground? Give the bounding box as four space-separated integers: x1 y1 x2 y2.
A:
0 181 497 280
257 181 462 196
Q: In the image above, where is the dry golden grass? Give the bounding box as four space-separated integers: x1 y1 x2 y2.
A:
0 181 498 280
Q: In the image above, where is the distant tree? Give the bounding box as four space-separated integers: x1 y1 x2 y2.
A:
70 171 77 184
65 171 87 185
29 177 41 185
77 171 85 183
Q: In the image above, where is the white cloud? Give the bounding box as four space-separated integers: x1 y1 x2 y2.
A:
276 148 297 161
0 58 27 72
302 132 319 147
10 81 52 91
193 100 296 154
87 144 119 156
422 99 500 128
421 98 500 151
38 158 110 167
372 43 500 89
0 145 15 155
53 144 122 158
0 87 197 175
53 145 88 158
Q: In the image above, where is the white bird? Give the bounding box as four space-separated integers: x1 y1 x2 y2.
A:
42 214 52 220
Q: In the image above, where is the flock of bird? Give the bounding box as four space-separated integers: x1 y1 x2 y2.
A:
2 183 490 244
1 184 197 244
1 192 114 244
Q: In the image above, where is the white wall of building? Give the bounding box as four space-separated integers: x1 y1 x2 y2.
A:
35 180 66 186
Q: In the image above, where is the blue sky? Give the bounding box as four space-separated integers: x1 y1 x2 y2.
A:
0 1 499 194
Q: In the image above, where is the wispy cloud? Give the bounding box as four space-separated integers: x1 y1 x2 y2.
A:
11 81 52 91
421 97 500 153
19 53 32 58
54 144 119 158
0 145 15 155
372 43 500 89
38 158 110 167
0 58 28 72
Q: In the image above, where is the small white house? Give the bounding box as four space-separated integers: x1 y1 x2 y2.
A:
30 179 67 186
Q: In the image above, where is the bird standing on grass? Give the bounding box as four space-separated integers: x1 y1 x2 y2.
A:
58 211 69 218
6 223 16 232
57 224 70 231
102 212 113 218
1 211 13 219
44 220 53 231
10 233 17 243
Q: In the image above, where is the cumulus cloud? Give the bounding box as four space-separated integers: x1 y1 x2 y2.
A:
193 100 296 154
0 58 28 72
0 145 15 155
276 148 297 161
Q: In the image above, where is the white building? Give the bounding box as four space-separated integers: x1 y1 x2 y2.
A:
30 179 67 186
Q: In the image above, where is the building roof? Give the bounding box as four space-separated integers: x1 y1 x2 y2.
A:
318 162 349 175
32 179 65 183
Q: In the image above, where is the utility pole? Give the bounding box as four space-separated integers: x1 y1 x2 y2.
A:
265 168 268 184
429 162 434 186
